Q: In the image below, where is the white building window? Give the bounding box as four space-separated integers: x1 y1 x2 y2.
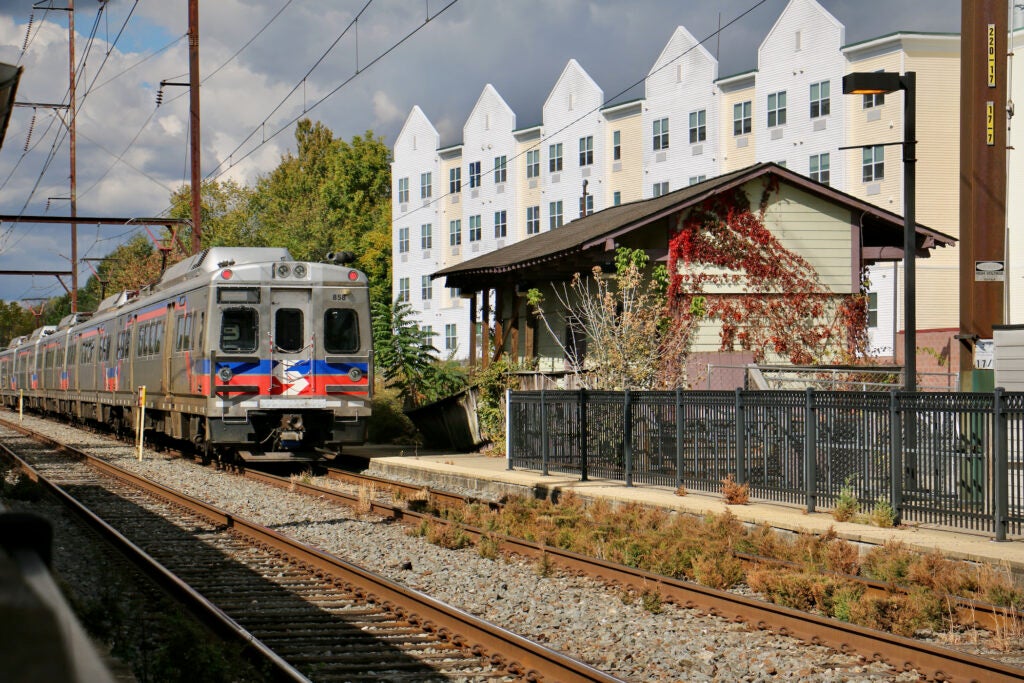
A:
809 153 830 185
494 155 507 184
810 80 830 118
421 276 432 301
420 172 432 199
494 210 507 238
767 91 787 127
445 324 458 351
469 215 482 241
653 181 669 197
526 149 540 178
688 110 706 143
449 167 461 193
613 191 621 206
526 206 540 235
653 118 669 150
549 201 563 229
579 194 593 218
868 292 879 328
549 143 563 172
449 219 461 246
469 161 481 188
397 177 409 203
733 101 751 136
687 176 706 186
398 277 410 302
420 224 432 250
862 145 884 182
398 227 409 254
612 130 621 160
579 136 593 166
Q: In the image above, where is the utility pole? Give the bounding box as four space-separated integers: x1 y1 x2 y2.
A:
67 0 78 313
188 0 202 254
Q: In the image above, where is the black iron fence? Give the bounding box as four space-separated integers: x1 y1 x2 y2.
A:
506 389 1024 540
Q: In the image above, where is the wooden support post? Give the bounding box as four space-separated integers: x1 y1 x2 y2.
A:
469 294 478 368
482 290 491 370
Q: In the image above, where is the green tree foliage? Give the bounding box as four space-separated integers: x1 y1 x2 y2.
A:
248 120 393 304
372 300 466 409
0 300 37 346
168 178 256 250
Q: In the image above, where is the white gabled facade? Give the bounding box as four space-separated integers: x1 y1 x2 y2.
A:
643 26 719 196
542 60 606 227
756 0 846 186
391 106 441 328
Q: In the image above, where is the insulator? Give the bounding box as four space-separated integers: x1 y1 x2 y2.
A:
155 88 163 107
23 111 35 152
21 14 33 53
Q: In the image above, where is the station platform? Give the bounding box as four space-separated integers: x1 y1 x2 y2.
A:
346 445 1024 575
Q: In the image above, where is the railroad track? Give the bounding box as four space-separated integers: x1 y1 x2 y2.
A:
0 423 620 683
247 464 1024 683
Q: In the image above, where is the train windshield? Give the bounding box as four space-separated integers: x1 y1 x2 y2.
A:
275 308 304 353
220 308 258 353
324 309 359 354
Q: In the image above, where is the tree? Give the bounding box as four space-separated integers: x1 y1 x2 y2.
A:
528 248 696 390
167 178 256 250
372 299 466 409
248 120 393 304
666 183 869 365
0 301 37 346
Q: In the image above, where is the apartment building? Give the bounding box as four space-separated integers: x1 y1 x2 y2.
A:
391 0 968 367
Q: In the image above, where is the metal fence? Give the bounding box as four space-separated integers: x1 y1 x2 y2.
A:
506 388 1024 540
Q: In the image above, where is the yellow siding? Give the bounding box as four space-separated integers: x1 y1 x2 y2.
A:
605 109 643 204
719 81 757 172
515 133 543 240
846 39 960 332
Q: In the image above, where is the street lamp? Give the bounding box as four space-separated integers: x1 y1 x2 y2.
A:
842 71 916 392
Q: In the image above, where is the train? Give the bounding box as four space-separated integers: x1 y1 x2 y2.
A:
0 246 372 463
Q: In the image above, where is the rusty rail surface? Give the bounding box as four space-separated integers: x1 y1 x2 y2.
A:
0 417 620 683
252 463 1024 683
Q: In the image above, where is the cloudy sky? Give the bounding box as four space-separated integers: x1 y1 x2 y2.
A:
0 0 960 304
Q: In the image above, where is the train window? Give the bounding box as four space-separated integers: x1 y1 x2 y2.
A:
175 315 185 351
275 309 303 353
324 309 359 354
154 322 162 354
220 308 257 353
184 313 193 350
100 336 110 362
218 288 260 304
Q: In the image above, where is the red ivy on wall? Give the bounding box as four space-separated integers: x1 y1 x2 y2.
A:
666 179 869 365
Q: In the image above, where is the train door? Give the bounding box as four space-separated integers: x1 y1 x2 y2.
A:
269 288 312 395
162 303 175 394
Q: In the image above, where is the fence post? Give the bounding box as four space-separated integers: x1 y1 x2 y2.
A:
994 387 1009 542
624 389 633 487
505 389 513 470
579 388 588 482
675 387 683 488
540 387 549 476
804 388 816 513
889 389 903 525
735 388 746 485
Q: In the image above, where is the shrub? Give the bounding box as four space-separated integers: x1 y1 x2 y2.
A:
367 388 421 444
862 540 914 584
690 552 745 590
870 496 897 528
832 479 859 522
721 473 749 505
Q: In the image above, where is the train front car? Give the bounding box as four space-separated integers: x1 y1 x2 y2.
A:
205 249 372 462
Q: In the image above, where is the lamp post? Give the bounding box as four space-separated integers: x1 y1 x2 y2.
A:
842 71 916 392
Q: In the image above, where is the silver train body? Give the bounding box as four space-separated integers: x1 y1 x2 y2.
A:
0 247 372 462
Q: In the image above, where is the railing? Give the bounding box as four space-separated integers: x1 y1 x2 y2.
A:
705 364 960 392
506 388 1024 540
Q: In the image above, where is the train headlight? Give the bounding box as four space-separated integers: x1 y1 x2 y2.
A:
293 264 307 278
276 263 291 278
218 367 233 382
347 367 363 382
